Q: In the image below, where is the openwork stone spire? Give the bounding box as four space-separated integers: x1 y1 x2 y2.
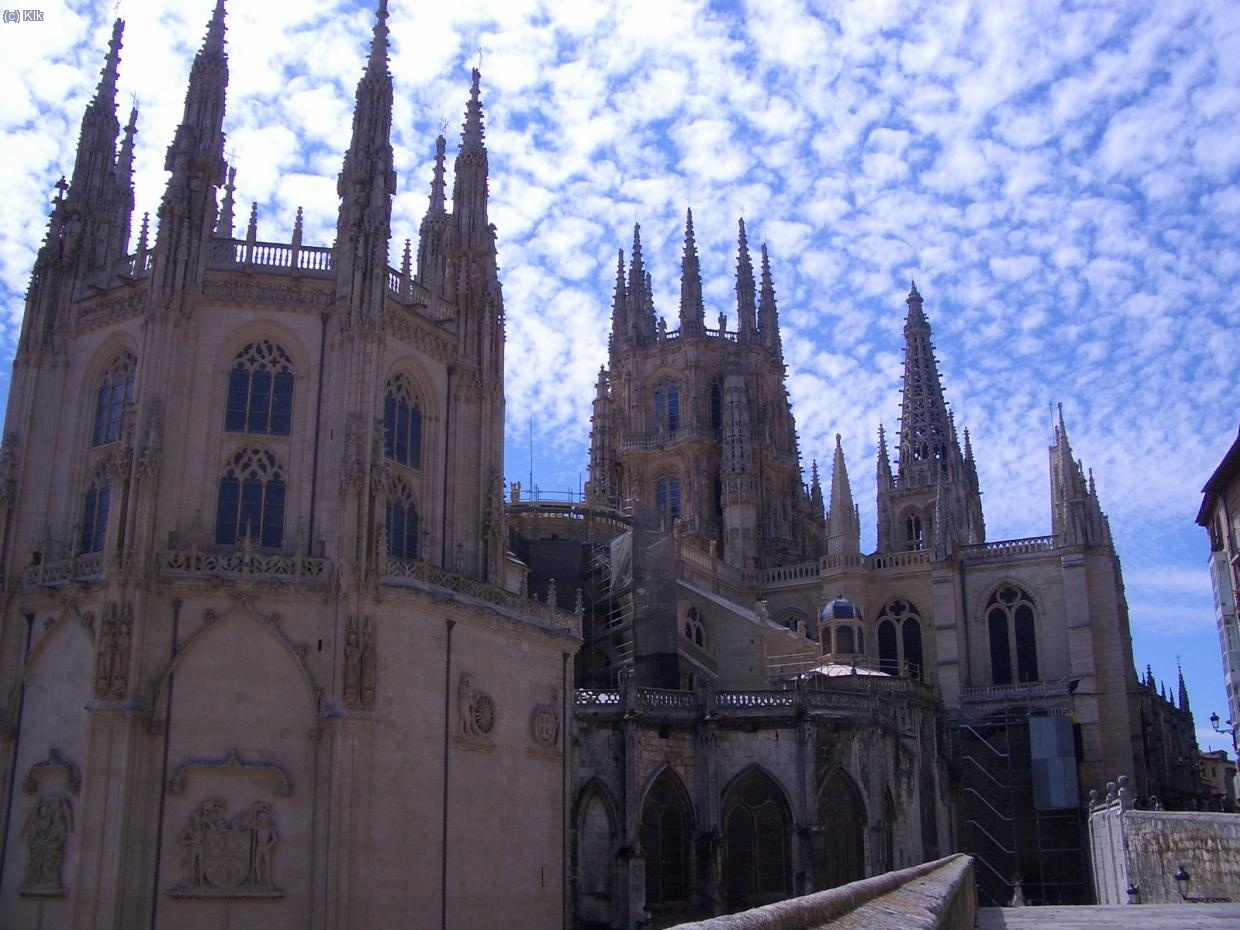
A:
334 0 395 322
452 68 490 250
735 218 757 339
758 244 783 362
896 281 953 487
626 224 655 346
827 434 861 557
678 208 705 335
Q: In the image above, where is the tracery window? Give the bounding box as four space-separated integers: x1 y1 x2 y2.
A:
639 771 692 906
656 475 681 524
905 513 924 551
383 373 423 469
724 770 791 905
877 599 924 679
79 462 111 554
814 770 865 891
682 606 706 648
92 351 135 446
654 382 680 433
214 448 285 548
385 478 419 561
225 340 294 435
987 584 1039 685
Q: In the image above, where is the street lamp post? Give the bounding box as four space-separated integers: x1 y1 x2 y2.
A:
1209 712 1239 755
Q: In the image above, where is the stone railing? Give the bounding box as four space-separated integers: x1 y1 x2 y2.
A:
960 678 1070 704
207 238 335 278
22 553 105 589
381 555 580 633
575 685 904 727
961 535 1056 560
668 854 975 930
756 558 823 586
1089 774 1240 904
867 549 933 571
161 548 330 583
620 425 717 451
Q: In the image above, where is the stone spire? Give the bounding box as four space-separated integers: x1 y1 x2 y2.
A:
608 248 627 356
334 0 395 324
758 243 783 362
107 104 138 261
809 459 824 518
1178 663 1190 713
452 68 490 250
215 164 237 237
64 18 127 272
416 134 449 295
896 280 953 487
678 208 705 336
1050 405 1110 548
720 375 758 569
735 218 757 339
152 0 229 312
827 434 861 557
875 424 895 553
626 224 655 346
587 366 617 504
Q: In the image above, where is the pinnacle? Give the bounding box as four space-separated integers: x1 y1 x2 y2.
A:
368 0 390 72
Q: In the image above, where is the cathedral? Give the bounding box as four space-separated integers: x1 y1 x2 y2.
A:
0 3 1199 930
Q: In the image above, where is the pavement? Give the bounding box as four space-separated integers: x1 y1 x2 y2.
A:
976 904 1240 929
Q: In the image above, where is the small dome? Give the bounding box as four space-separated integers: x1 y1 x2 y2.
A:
821 594 856 621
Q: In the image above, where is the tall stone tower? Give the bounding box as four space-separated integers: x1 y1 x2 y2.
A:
875 283 985 556
587 215 823 569
0 6 577 928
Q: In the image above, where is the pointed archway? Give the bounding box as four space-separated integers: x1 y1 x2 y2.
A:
721 767 791 910
813 768 866 890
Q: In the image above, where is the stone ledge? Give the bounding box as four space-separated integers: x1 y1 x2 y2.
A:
667 854 975 930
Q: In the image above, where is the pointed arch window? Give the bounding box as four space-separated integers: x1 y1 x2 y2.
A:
654 382 680 433
904 513 924 551
877 599 924 679
214 448 285 548
986 585 1039 685
639 771 692 906
724 770 791 905
384 373 423 470
92 351 136 446
385 477 419 561
225 340 294 435
79 462 111 554
656 475 681 525
814 770 866 890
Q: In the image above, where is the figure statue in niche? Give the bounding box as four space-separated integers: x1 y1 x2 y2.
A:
251 802 278 886
343 620 362 707
21 796 72 893
359 618 377 709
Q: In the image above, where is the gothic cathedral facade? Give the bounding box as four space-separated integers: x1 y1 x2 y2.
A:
0 5 578 929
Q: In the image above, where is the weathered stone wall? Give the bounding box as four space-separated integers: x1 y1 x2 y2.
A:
1090 778 1240 905
665 853 975 930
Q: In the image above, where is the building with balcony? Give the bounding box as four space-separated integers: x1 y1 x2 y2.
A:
1198 423 1240 755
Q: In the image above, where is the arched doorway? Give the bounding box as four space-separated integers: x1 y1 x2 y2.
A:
722 768 792 910
575 781 618 930
814 769 866 889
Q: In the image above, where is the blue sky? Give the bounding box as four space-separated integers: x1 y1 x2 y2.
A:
2 0 1238 756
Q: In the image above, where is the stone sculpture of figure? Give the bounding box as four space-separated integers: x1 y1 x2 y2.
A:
21 796 72 890
458 673 475 736
343 623 362 707
251 802 278 887
359 623 377 709
179 800 223 887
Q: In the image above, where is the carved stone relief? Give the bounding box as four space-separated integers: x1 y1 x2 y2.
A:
530 689 561 753
136 399 163 478
20 796 72 896
19 748 80 897
94 601 133 698
169 799 284 899
340 413 365 492
343 616 377 710
457 672 496 748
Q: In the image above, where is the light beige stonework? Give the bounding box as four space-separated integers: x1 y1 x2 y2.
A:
0 6 577 929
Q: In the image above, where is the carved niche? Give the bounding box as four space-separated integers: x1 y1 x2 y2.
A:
456 672 496 749
342 616 377 710
19 748 81 897
170 799 284 899
94 601 133 698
